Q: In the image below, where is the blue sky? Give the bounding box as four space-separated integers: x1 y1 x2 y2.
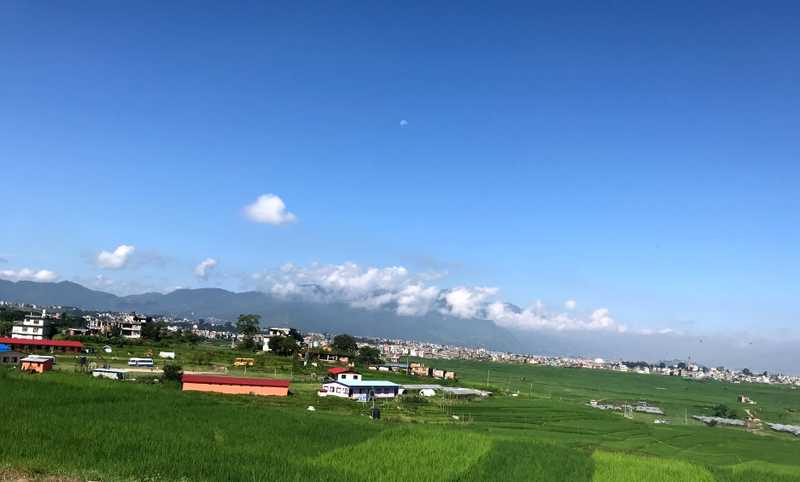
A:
1 1 799 338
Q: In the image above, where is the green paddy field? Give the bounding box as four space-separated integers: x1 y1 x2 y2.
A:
1 343 799 481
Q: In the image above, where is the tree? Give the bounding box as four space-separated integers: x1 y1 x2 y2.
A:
236 314 261 338
141 320 166 341
712 403 738 419
0 308 32 337
162 364 183 382
332 334 358 354
288 328 303 343
269 336 299 356
0 309 26 323
742 368 753 376
357 346 382 365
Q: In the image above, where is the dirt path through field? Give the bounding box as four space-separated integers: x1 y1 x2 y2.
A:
0 470 81 482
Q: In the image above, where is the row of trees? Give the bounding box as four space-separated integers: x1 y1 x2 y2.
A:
234 314 382 365
330 334 381 365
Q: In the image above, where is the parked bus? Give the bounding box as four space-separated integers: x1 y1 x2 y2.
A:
128 357 154 367
234 357 255 367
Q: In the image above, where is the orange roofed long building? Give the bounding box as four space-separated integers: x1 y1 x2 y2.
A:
181 374 290 397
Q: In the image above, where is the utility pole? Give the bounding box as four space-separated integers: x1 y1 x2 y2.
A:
486 369 490 388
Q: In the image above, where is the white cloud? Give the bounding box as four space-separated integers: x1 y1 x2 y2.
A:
399 119 409 127
194 258 218 280
261 262 412 302
96 245 136 269
246 261 664 334
639 328 677 336
0 268 59 283
92 274 114 288
440 287 498 318
486 302 627 333
255 262 448 317
395 284 440 316
243 194 297 225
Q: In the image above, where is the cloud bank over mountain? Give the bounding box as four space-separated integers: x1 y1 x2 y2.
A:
0 278 795 373
250 261 631 334
0 268 59 282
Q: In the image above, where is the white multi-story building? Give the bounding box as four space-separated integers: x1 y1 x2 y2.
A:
11 310 55 340
262 327 291 352
85 312 146 339
121 313 145 339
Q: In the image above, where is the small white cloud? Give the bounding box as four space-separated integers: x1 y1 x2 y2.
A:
589 308 618 330
96 245 136 269
244 194 297 225
0 268 59 283
194 258 218 280
399 119 409 127
93 274 114 287
564 299 577 311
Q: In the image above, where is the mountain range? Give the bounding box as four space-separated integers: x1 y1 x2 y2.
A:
3 279 799 373
0 280 523 351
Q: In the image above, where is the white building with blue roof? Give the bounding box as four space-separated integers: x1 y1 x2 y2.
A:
319 370 400 400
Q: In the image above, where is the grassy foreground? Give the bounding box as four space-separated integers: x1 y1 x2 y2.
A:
1 362 799 481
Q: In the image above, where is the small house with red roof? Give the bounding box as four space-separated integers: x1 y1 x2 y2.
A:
181 374 290 397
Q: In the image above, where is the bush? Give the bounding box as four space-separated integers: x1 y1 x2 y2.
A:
162 364 183 382
711 403 739 419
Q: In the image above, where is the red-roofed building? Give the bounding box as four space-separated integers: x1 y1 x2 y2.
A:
327 367 359 376
181 374 290 397
0 337 83 353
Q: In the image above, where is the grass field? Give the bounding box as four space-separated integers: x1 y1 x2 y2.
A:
2 344 799 481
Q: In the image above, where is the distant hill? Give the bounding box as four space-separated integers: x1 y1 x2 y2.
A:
0 280 522 351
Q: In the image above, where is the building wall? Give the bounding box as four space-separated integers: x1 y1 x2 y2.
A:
320 382 351 398
21 361 52 373
0 352 21 364
11 330 45 340
182 382 288 397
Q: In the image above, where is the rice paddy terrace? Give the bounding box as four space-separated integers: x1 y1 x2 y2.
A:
1 349 799 481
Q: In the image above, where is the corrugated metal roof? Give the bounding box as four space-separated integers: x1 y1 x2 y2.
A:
182 374 290 388
400 384 443 390
330 379 399 388
21 355 54 363
0 337 83 348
